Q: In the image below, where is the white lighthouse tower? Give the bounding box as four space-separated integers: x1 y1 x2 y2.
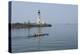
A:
36 10 45 24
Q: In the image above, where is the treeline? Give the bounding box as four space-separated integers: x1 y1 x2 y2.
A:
9 23 52 29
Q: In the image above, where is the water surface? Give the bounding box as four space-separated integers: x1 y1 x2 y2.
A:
11 24 78 53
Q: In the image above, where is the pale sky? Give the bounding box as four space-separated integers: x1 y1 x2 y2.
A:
11 1 78 24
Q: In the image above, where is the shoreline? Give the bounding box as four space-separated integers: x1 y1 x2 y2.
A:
9 23 52 29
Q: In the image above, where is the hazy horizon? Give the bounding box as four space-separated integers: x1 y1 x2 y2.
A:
11 1 78 24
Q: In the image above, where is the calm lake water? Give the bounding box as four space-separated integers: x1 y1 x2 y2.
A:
11 24 78 53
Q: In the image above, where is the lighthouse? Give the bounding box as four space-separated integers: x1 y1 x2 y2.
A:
36 10 45 24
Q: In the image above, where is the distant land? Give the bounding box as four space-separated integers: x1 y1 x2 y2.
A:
10 23 52 29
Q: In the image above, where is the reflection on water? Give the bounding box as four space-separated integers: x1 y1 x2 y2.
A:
11 24 78 53
27 27 49 38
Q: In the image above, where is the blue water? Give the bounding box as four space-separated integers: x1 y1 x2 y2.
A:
11 24 78 53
